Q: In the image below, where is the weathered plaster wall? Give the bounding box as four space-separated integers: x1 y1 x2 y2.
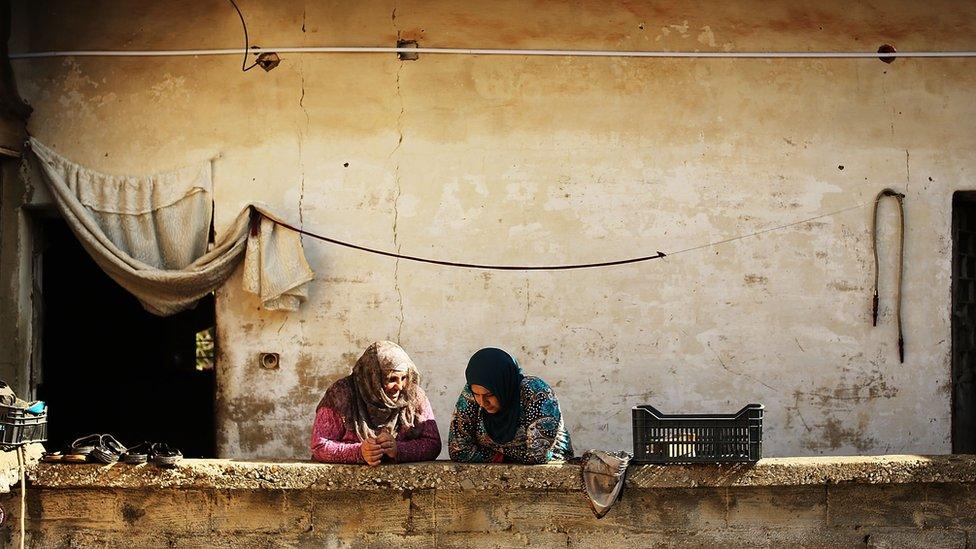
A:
11 1 976 458
0 160 37 399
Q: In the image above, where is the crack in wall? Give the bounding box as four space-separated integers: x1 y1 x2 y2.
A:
296 3 309 349
391 0 405 343
706 341 778 392
794 337 805 353
904 149 911 194
789 394 814 432
297 7 309 228
393 180 404 343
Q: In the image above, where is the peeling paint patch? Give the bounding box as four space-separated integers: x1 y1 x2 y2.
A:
794 370 899 406
288 353 346 412
236 421 275 453
226 396 276 423
697 25 717 47
744 274 768 286
225 396 278 452
148 74 189 101
827 281 862 292
803 417 876 452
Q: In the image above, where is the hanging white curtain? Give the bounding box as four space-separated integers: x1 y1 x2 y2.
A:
26 137 313 316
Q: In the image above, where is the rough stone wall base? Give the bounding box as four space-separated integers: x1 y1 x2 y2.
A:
0 482 973 548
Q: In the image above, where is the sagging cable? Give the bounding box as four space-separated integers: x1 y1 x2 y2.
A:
227 0 259 72
259 201 869 272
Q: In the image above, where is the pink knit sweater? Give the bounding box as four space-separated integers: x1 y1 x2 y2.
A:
310 378 442 464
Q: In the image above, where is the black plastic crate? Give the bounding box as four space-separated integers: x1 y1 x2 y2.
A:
0 404 47 449
632 403 763 463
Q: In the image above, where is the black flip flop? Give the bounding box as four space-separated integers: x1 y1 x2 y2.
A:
89 434 127 464
65 434 102 462
69 434 101 456
121 442 150 465
149 442 182 468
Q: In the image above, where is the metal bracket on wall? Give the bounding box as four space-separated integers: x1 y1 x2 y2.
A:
397 40 419 61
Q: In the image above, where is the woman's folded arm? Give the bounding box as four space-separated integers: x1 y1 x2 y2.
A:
521 383 564 464
310 406 364 464
522 417 560 464
395 396 442 462
448 391 495 463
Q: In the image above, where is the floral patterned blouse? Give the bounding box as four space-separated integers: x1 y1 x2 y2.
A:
448 376 573 464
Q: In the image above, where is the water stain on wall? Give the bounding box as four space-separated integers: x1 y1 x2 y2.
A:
802 417 877 452
225 396 278 452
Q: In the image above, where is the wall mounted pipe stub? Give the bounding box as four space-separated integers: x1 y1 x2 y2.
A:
259 352 280 370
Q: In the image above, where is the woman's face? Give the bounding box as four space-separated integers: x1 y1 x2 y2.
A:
384 370 409 400
470 384 501 414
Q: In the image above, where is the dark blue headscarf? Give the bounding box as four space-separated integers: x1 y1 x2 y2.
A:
465 347 524 443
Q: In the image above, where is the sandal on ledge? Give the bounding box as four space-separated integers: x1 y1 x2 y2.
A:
69 434 101 456
89 434 127 464
63 434 101 462
121 442 150 465
149 443 182 468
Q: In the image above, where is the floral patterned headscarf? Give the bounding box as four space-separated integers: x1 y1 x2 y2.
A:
320 341 423 441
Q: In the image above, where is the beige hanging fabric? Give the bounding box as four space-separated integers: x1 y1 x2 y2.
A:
243 210 314 311
26 138 313 316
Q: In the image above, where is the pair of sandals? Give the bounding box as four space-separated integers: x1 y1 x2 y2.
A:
119 441 182 468
42 434 182 468
41 434 116 463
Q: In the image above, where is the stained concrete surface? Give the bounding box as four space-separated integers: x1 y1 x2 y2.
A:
26 454 976 491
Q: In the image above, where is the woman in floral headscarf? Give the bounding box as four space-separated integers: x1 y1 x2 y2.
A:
449 347 573 464
311 341 441 465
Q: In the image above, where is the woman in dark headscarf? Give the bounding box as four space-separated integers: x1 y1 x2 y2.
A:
311 341 441 465
448 348 573 464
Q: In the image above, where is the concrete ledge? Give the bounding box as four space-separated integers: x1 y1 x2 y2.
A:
9 455 976 547
28 454 976 491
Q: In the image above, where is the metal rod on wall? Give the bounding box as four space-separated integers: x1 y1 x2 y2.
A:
10 47 976 60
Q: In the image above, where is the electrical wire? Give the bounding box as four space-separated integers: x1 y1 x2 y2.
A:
10 47 976 60
265 214 666 270
667 201 869 257
258 201 869 272
227 0 259 71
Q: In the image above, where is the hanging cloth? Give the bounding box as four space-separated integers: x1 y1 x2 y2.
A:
26 137 313 316
577 449 632 519
871 188 906 363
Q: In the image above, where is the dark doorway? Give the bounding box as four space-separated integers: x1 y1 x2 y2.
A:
952 192 976 453
36 218 216 457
